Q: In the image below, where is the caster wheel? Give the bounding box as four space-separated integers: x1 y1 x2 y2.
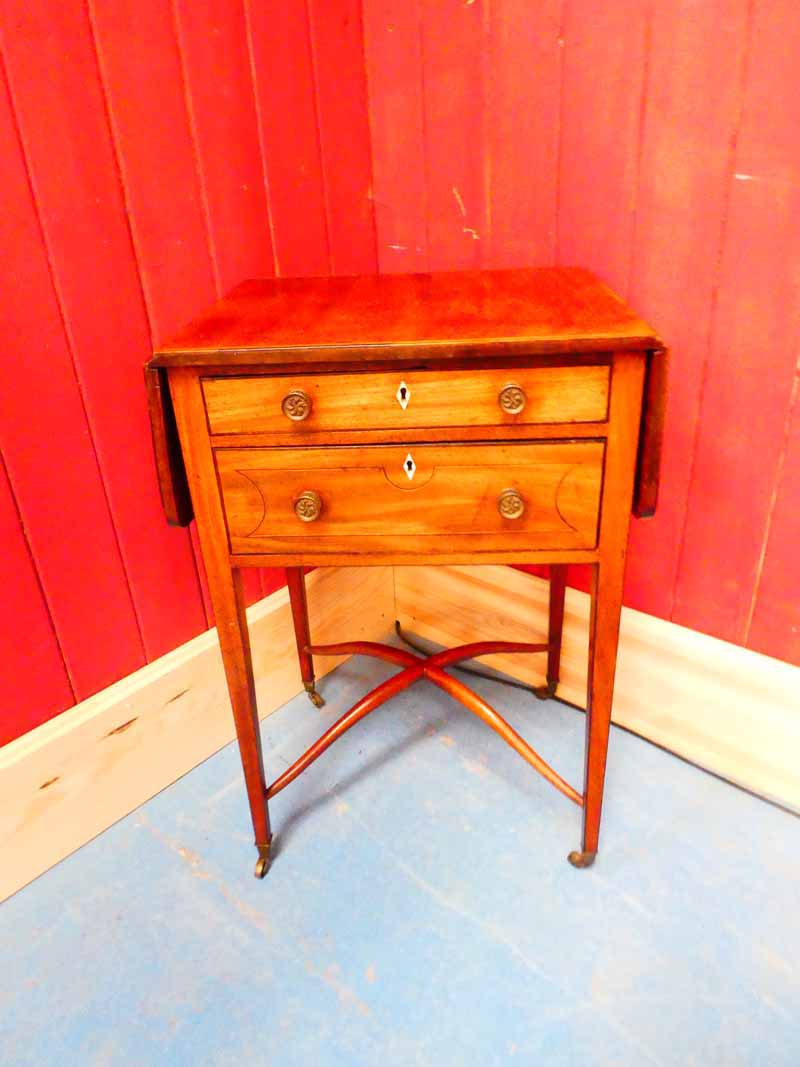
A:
305 684 325 709
568 850 597 869
254 842 272 879
533 679 557 701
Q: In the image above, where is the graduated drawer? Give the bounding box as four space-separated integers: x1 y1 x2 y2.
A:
216 440 604 556
202 365 610 436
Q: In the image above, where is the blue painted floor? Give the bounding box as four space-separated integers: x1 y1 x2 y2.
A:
2 654 799 1066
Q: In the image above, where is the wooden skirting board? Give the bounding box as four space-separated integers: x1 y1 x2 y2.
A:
395 565 800 814
3 562 797 902
0 567 394 902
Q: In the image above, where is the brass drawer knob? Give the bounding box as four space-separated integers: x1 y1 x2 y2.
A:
498 382 526 415
282 388 312 421
498 488 525 520
294 490 322 522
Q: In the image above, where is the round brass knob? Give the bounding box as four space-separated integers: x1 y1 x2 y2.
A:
282 389 312 422
294 490 322 522
498 382 527 415
498 488 525 520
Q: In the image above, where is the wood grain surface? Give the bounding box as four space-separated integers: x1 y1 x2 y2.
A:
216 440 604 556
153 268 659 362
202 364 610 436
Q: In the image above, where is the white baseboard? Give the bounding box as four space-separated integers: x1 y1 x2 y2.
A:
394 565 800 812
0 567 394 902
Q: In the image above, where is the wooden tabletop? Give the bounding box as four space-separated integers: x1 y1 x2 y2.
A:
151 267 660 367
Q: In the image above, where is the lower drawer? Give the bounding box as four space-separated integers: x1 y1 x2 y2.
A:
215 440 604 556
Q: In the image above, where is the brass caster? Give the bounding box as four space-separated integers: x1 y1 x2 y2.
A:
254 843 272 879
305 682 325 709
568 850 597 869
533 679 557 701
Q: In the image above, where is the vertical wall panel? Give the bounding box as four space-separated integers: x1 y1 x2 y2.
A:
421 0 486 270
1 0 208 659
87 0 217 342
362 0 428 273
747 375 800 665
308 0 378 276
88 0 259 612
172 0 278 600
623 0 751 618
172 0 275 292
0 56 145 698
556 0 649 292
0 459 73 745
484 0 562 269
673 0 800 645
244 0 329 277
3 0 800 750
546 0 650 597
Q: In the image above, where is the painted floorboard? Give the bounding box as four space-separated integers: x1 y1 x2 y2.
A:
1 656 798 1065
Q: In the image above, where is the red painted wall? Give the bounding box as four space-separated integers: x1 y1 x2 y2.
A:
1 1 798 746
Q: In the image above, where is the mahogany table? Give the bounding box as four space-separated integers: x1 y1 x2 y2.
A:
145 267 666 878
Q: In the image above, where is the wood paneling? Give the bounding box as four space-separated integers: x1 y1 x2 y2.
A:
0 0 344 743
484 0 562 268
555 0 650 291
307 0 377 275
172 0 275 293
361 0 799 666
624 0 751 617
2 0 799 748
87 0 217 341
170 0 280 601
244 0 328 277
0 53 145 697
362 0 428 273
0 459 73 745
421 0 486 270
748 376 800 663
0 0 208 658
673 0 800 646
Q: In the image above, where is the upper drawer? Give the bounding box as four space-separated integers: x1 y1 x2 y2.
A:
202 364 610 436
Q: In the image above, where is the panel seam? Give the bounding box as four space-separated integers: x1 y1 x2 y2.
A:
0 38 147 666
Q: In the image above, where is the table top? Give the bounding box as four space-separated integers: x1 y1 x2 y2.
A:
151 267 661 367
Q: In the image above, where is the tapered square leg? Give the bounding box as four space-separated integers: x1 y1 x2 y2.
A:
569 559 625 869
536 564 567 699
169 369 272 877
216 569 272 876
569 351 645 868
286 567 324 708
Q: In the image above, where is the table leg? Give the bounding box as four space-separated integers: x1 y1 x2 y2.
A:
569 559 625 868
168 368 272 877
286 567 324 708
211 566 272 878
545 564 567 697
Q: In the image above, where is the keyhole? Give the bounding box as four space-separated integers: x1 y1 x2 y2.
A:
400 385 408 401
406 458 413 470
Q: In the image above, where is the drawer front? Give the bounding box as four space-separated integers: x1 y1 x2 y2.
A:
203 365 610 436
216 441 604 555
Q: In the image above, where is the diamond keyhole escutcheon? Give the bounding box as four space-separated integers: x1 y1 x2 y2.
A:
396 380 411 410
404 453 416 480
